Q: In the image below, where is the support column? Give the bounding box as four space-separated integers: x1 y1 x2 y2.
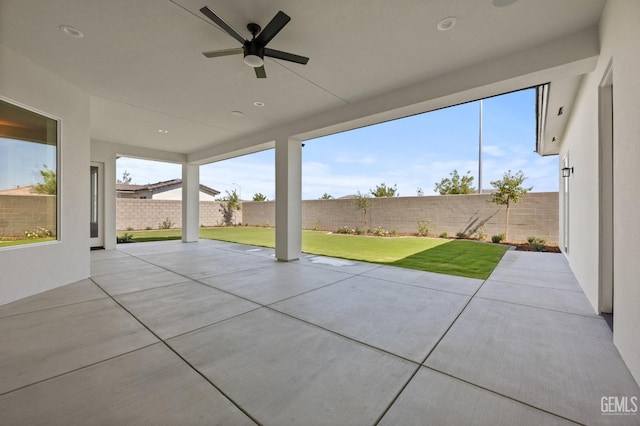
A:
275 136 302 261
103 153 117 250
182 163 200 243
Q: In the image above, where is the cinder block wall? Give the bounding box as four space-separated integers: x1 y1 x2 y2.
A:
116 199 242 230
0 195 57 237
243 192 559 242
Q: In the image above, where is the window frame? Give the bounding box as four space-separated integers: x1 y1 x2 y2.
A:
0 95 61 249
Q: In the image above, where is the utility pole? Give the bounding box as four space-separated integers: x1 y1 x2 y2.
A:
478 99 483 194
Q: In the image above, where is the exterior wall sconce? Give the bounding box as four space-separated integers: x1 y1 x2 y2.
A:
562 167 574 178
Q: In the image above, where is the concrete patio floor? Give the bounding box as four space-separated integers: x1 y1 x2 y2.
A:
1 239 638 425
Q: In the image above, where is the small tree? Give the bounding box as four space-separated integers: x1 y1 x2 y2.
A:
320 193 334 200
490 170 532 241
252 192 267 201
354 191 371 231
218 189 241 226
32 164 56 195
117 170 132 184
370 183 399 197
434 170 476 195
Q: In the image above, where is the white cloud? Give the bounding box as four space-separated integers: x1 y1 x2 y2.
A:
482 145 505 157
116 157 180 185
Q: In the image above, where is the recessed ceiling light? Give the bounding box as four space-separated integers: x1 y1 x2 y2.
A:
253 101 265 107
157 129 168 134
436 17 457 31
492 0 519 8
59 25 84 38
229 111 244 117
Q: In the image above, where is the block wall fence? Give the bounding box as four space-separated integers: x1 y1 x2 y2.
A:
0 195 57 238
116 199 236 231
0 193 558 242
243 192 559 243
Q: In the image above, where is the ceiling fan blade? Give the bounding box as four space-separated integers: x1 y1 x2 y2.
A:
255 11 290 46
202 47 243 58
199 6 246 45
254 66 267 78
264 48 309 65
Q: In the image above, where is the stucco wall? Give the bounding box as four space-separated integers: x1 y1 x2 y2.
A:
116 199 239 230
0 44 91 306
244 192 558 242
0 195 57 237
559 0 640 383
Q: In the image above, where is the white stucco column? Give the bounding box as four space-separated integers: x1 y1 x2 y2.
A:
103 153 117 250
182 163 200 243
275 136 302 261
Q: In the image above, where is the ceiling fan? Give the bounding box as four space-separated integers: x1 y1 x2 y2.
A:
199 6 309 78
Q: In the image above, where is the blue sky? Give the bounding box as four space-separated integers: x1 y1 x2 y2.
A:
0 138 56 190
115 88 558 200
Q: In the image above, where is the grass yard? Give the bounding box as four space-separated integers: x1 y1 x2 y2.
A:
122 227 508 279
0 237 56 248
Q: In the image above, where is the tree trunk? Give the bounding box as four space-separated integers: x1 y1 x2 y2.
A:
505 202 510 242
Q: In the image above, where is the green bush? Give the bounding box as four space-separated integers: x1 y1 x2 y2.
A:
456 231 466 239
475 226 488 241
417 221 432 237
439 232 448 238
126 226 134 231
117 232 134 243
159 217 174 230
337 226 352 234
24 227 52 239
491 233 506 243
527 236 548 252
145 226 153 230
373 226 389 237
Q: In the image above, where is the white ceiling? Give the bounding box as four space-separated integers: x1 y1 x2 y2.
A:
0 0 606 161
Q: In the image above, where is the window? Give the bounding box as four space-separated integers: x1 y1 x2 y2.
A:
0 98 58 248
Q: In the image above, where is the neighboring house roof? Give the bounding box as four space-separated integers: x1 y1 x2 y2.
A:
116 179 220 197
0 185 48 196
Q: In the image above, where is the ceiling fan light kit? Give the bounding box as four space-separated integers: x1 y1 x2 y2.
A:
199 6 309 78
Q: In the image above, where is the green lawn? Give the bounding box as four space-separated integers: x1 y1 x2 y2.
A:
123 227 507 279
0 237 56 248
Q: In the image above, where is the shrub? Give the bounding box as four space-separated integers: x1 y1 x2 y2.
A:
456 231 466 239
126 226 134 231
527 236 548 251
491 235 502 243
475 226 488 241
439 232 448 238
373 226 389 237
337 226 352 234
218 189 241 226
417 221 432 237
313 220 321 231
117 232 134 243
354 228 363 235
145 226 152 230
24 227 52 239
159 218 174 230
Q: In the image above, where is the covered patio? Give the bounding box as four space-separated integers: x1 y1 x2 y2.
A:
1 241 637 425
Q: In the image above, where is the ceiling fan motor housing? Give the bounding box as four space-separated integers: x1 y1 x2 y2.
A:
244 40 265 65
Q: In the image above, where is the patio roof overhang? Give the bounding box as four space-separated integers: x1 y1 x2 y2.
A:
0 0 605 162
